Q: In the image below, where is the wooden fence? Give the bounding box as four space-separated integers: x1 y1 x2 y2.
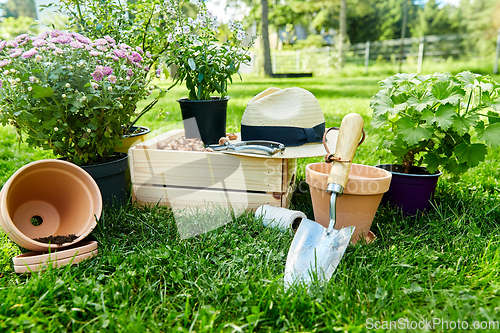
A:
269 33 475 74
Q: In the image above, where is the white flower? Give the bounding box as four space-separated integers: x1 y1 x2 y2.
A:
108 86 113 91
15 78 20 82
10 68 15 73
65 83 71 88
129 97 132 100
183 26 190 34
119 104 123 109
28 86 32 91
174 27 182 35
87 128 91 133
62 94 66 98
167 34 174 43
3 70 9 75
54 127 59 132
237 31 246 41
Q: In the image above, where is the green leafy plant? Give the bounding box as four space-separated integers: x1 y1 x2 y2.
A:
166 0 255 100
0 30 164 166
370 72 500 175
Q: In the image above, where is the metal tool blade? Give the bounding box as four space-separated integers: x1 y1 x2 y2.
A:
284 218 355 289
210 140 285 156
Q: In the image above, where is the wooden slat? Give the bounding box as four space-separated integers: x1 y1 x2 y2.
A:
132 184 281 211
129 147 284 192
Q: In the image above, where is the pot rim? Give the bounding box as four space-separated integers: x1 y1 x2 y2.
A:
177 96 230 103
375 164 443 178
305 163 393 195
122 125 150 139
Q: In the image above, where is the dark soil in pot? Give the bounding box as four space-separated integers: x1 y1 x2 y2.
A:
34 234 79 246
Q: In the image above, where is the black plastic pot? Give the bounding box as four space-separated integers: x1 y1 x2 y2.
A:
178 97 229 145
375 164 442 215
81 153 129 208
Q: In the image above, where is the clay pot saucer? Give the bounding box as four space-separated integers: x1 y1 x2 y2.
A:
13 241 98 274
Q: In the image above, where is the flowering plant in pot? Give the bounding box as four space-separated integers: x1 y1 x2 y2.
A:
165 0 255 144
370 72 500 214
0 30 163 166
53 0 176 143
0 31 165 205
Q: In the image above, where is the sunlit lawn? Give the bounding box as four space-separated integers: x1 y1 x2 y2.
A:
1 70 499 331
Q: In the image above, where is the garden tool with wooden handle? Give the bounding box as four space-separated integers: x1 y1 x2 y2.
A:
284 113 364 288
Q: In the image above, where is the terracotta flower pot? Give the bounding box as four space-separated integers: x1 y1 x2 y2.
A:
305 163 392 244
0 160 102 251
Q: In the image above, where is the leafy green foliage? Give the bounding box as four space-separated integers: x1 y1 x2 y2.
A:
370 71 500 175
0 31 163 165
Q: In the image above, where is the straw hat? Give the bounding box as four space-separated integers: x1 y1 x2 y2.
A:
230 87 338 159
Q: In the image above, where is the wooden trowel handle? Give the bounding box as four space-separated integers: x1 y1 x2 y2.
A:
327 113 364 189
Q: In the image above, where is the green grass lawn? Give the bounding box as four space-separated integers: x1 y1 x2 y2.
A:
1 74 500 332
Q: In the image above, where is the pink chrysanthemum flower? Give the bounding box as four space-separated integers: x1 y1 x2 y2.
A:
102 66 113 75
104 36 116 45
113 49 126 58
10 49 23 58
22 48 38 59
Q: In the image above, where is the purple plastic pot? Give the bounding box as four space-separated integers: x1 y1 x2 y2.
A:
375 164 442 215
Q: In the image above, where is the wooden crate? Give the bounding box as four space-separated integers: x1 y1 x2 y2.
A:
129 129 297 211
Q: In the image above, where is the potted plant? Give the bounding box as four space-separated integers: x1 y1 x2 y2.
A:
370 72 500 215
52 0 175 144
165 0 255 145
0 30 163 206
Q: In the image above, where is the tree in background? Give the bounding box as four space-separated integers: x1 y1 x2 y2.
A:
410 0 461 37
261 0 273 76
0 16 37 40
459 0 500 54
0 0 37 19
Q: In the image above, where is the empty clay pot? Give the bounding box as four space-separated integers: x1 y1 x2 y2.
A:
306 163 392 244
0 160 102 251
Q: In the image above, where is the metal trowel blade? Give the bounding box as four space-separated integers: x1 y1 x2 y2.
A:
284 218 354 289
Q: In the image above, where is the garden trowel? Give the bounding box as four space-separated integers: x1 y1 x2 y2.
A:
284 113 364 288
